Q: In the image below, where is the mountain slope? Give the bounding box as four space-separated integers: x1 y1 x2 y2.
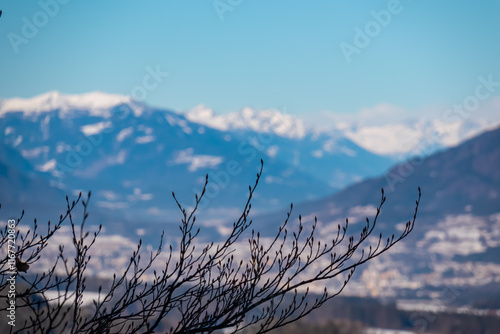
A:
0 92 394 235
253 125 500 233
0 143 68 223
319 123 500 219
249 125 500 298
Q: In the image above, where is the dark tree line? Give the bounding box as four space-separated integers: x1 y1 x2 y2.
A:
0 160 421 333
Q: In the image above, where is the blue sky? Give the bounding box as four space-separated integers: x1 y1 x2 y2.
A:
0 0 499 117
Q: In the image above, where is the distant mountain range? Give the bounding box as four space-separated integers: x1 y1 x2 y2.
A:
0 92 496 221
253 122 500 231
1 91 498 232
185 103 500 157
1 91 499 301
250 125 500 299
0 91 392 227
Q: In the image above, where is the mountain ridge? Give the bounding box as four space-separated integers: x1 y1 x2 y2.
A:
2 91 499 157
247 124 500 298
1 91 499 300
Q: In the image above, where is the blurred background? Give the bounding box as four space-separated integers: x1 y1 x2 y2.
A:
1 1 499 333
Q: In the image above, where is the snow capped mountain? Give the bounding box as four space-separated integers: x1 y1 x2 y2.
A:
186 105 307 139
251 125 500 300
1 91 498 241
340 117 500 156
186 102 500 158
0 91 396 242
2 92 498 158
0 91 144 117
2 91 497 196
3 91 499 305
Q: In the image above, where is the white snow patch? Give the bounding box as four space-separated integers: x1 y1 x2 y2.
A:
147 207 170 216
135 135 155 144
96 201 129 209
165 114 179 126
43 290 101 307
340 146 357 157
137 125 153 135
36 159 56 172
266 145 279 158
56 142 71 153
365 328 416 334
348 205 378 221
345 124 422 155
265 176 284 184
72 189 85 196
186 105 306 139
116 127 133 142
417 214 489 256
0 91 138 117
41 115 50 140
21 146 49 158
217 225 233 237
311 149 323 158
4 127 14 135
100 191 120 201
127 188 153 201
185 105 221 128
170 148 223 172
80 121 112 136
108 150 127 165
13 136 23 147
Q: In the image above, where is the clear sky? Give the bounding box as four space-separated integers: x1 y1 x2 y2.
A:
0 0 499 117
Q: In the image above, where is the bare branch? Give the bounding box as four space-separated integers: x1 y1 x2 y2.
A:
0 161 420 333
